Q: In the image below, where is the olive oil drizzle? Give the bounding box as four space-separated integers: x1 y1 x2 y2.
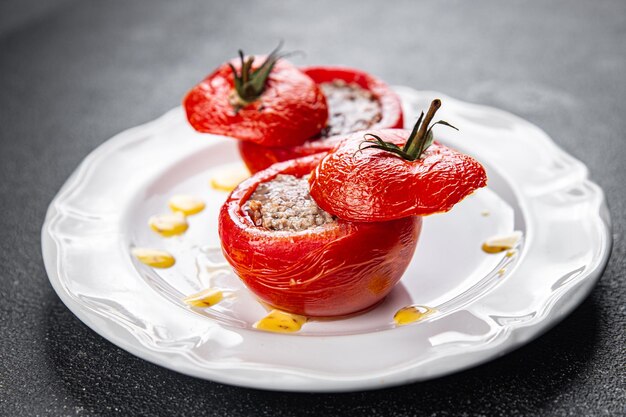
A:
149 212 189 237
210 164 250 192
254 310 307 333
168 195 206 216
183 288 224 308
131 248 176 269
482 231 522 254
393 305 435 326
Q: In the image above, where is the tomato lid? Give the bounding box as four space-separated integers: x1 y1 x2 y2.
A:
184 46 328 147
308 99 488 222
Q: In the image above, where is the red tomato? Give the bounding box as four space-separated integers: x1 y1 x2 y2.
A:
184 57 327 147
308 129 488 222
218 154 421 317
238 66 404 173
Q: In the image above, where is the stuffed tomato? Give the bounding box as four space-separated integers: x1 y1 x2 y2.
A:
238 66 404 173
218 154 421 317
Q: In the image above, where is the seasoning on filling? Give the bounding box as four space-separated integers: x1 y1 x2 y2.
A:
319 80 382 137
244 174 336 232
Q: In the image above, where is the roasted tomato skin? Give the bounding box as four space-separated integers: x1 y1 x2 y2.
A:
309 129 488 222
218 154 421 317
238 66 404 173
184 58 327 147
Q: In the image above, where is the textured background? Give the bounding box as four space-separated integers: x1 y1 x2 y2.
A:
0 1 624 416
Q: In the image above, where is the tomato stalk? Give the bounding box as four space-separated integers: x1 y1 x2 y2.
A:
228 42 287 110
358 99 458 161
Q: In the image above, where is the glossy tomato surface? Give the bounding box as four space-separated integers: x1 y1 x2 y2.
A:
218 154 421 317
309 129 488 222
238 66 404 173
184 58 327 147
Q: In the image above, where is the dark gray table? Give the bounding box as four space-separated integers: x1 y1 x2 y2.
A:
1 1 624 416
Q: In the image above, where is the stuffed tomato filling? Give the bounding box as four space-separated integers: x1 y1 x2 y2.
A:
319 80 382 137
243 174 336 232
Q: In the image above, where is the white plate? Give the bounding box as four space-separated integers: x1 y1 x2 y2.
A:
42 88 611 392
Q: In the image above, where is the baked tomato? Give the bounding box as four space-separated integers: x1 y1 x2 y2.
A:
218 154 421 317
184 46 327 147
238 66 404 173
309 99 488 222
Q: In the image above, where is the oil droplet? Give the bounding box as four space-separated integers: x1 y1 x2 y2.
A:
131 248 176 268
498 268 507 276
254 309 307 333
183 288 224 307
210 164 250 192
482 231 523 254
168 195 205 216
481 210 490 217
393 305 435 326
505 249 517 258
149 212 189 237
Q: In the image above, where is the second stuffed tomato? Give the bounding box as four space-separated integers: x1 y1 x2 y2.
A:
219 153 421 317
238 66 404 173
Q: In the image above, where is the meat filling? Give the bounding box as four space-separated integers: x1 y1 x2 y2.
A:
320 80 382 137
245 174 336 231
